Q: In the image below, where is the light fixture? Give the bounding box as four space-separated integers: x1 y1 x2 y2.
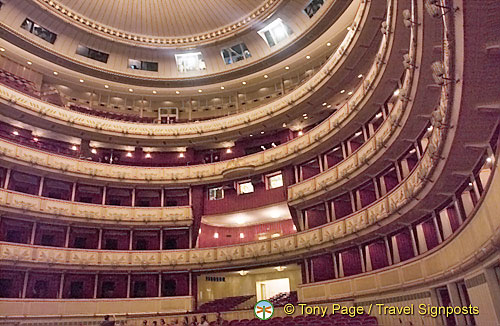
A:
71 145 77 151
394 89 401 96
340 89 345 94
348 91 353 95
179 152 185 158
53 71 59 76
126 152 133 158
198 89 203 93
238 270 249 276
304 116 308 120
486 157 493 163
33 137 38 142
261 145 266 150
128 88 134 92
271 142 277 148
240 233 245 239
275 266 286 272
376 112 383 118
358 74 363 78
327 105 332 109
282 123 287 128
0 48 5 52
242 81 247 85
91 148 97 154
226 148 232 154
298 130 304 136
293 225 297 231
214 232 219 239
249 134 253 137
27 61 32 65
303 113 308 116
153 90 157 94
285 66 290 70
468 182 473 187
145 153 152 159
79 79 84 83
326 42 332 47
104 85 109 89
260 131 265 134
427 126 434 132
264 74 269 79
322 102 327 106
306 55 311 59
220 86 225 90
12 131 19 136
175 91 180 94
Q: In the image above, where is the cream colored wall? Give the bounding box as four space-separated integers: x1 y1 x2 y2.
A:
197 267 302 305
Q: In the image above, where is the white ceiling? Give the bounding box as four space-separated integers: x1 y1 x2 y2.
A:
202 202 292 227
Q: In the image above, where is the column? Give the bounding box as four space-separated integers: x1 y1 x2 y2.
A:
98 228 103 250
129 230 134 250
102 186 107 205
22 271 29 298
359 246 366 273
384 236 393 265
38 176 44 196
310 259 315 283
65 226 70 247
189 228 193 249
30 222 37 245
318 155 324 173
71 183 77 202
160 189 165 207
159 228 164 250
158 273 162 297
304 259 310 283
93 274 99 299
325 201 332 223
131 188 136 207
127 274 131 298
409 226 419 256
189 272 193 296
447 283 467 326
373 178 380 199
483 268 500 323
452 195 465 225
332 253 339 279
433 214 444 244
58 273 65 299
3 168 11 189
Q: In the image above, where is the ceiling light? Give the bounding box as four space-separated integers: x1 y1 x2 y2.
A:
179 152 185 158
322 102 327 106
264 74 269 79
242 81 247 85
261 131 265 134
153 90 157 94
293 225 297 231
145 153 152 159
27 61 32 65
285 66 290 70
275 266 286 272
198 89 203 93
304 116 308 120
375 112 383 118
104 85 109 89
306 55 311 59
327 105 332 109
427 126 433 132
340 89 345 93
326 42 332 47
214 232 219 239
240 233 245 239
53 71 59 76
271 142 277 147
249 134 253 137
303 113 308 116
175 91 180 94
282 123 287 128
126 152 133 158
91 148 97 154
261 146 266 150
226 148 232 154
358 74 363 78
220 86 225 90
348 91 353 95
298 131 304 136
238 270 249 276
33 137 38 142
486 157 493 163
394 89 400 96
79 79 84 83
0 48 5 52
12 131 19 136
128 88 134 92
71 145 77 151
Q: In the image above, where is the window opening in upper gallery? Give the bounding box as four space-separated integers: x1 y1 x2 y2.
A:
258 18 293 48
221 43 251 65
175 52 206 73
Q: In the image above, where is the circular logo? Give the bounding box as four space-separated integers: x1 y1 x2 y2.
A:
254 300 274 320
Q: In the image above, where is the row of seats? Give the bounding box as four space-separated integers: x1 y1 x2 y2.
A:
221 313 377 326
197 295 255 313
0 68 40 98
69 104 156 123
268 292 298 307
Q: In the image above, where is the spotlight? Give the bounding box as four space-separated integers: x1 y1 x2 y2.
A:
91 148 97 154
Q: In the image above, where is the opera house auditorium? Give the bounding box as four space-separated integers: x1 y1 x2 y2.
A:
0 0 499 325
